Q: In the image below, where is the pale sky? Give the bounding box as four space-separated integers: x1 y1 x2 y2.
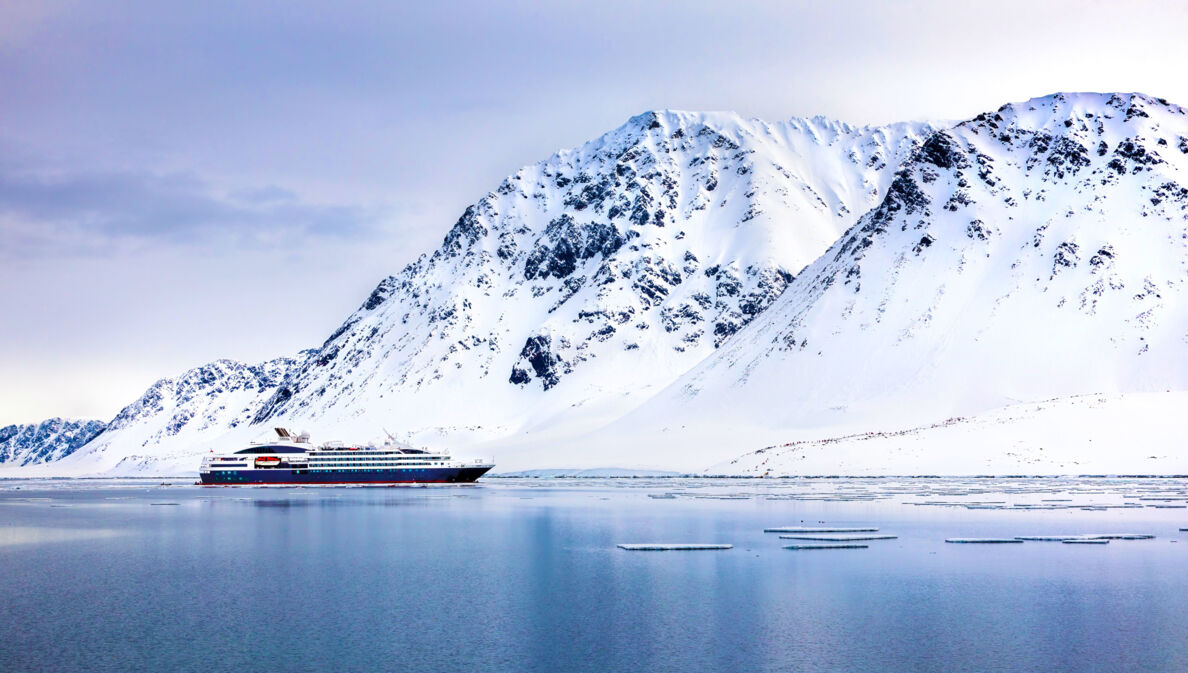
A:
2 0 1187 425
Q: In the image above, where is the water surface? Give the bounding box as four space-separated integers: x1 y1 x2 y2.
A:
1 477 1185 672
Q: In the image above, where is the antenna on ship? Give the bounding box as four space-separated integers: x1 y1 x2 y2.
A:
382 428 397 444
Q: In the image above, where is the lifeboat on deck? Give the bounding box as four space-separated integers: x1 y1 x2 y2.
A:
255 456 282 468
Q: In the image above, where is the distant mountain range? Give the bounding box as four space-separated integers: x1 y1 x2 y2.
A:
7 92 1188 476
0 418 106 467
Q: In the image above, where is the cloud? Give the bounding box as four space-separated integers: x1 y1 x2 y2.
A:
0 161 383 257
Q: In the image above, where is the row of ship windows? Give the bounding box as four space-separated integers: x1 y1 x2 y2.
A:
311 453 444 458
321 468 438 472
215 461 441 466
213 465 438 471
309 462 439 465
213 464 439 470
309 459 445 462
312 466 437 469
210 468 441 476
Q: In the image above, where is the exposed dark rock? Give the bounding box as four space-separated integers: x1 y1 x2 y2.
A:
441 205 488 255
252 385 292 424
966 219 992 241
1044 137 1092 178
917 132 969 170
0 419 107 466
1111 139 1164 174
1052 241 1080 273
361 277 398 311
1089 245 1115 271
913 234 935 254
510 335 563 390
713 316 744 346
660 304 703 332
524 215 626 281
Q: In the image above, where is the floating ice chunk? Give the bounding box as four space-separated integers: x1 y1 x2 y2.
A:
617 544 732 551
1015 535 1095 542
647 494 677 499
150 503 180 506
1062 539 1109 545
1089 534 1154 540
778 535 897 541
945 538 1024 544
764 527 878 533
783 544 869 550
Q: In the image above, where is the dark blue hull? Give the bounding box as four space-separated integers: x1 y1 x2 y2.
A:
200 465 492 485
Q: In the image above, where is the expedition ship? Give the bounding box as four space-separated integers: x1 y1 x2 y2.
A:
199 428 494 485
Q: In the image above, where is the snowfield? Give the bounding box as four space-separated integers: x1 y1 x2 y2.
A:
5 93 1188 477
708 392 1188 476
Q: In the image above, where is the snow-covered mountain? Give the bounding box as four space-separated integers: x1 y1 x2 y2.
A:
15 108 938 476
0 418 106 466
32 354 309 474
247 111 936 447
590 92 1188 472
13 93 1188 476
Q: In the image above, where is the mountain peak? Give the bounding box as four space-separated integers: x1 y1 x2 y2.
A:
957 92 1185 139
0 417 107 467
25 94 1188 476
632 88 1188 459
247 106 936 432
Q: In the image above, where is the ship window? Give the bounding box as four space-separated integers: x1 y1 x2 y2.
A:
235 446 307 455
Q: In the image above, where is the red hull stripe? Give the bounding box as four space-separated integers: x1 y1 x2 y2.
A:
201 480 468 485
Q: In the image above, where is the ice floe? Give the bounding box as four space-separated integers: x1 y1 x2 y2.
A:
945 538 1024 544
783 544 869 550
778 535 897 541
617 544 732 551
764 526 878 533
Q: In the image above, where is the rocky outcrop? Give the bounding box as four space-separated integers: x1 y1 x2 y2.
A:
0 418 106 466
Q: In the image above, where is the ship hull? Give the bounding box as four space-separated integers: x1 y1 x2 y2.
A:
200 465 493 486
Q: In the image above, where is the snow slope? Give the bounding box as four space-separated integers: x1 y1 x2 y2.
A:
12 109 937 476
13 94 1188 476
243 111 936 449
0 418 106 467
596 93 1188 473
8 354 309 476
710 392 1188 476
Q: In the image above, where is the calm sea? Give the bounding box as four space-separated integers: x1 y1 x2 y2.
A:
1 477 1185 673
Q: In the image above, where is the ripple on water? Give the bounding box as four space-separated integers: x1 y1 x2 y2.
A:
0 527 124 547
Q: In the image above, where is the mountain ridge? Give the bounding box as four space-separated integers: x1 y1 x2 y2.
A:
578 91 1188 472
0 418 107 467
9 92 1188 476
245 108 936 444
